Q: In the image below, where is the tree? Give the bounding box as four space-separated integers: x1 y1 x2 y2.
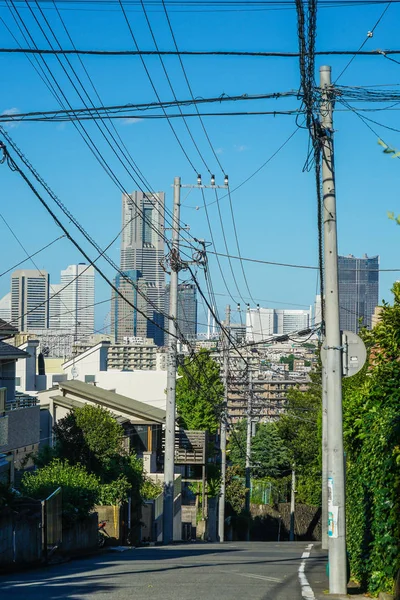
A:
277 368 321 497
275 367 322 505
37 405 144 514
279 353 295 371
228 420 290 479
176 350 223 433
343 283 400 595
53 405 124 480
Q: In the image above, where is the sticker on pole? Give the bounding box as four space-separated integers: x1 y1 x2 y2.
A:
328 505 339 538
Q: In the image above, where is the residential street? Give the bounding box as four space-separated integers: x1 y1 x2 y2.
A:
0 542 328 600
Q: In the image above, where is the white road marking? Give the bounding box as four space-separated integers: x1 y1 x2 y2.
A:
298 543 316 600
216 569 282 583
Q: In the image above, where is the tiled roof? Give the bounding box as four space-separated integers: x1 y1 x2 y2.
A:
0 341 28 359
0 319 18 338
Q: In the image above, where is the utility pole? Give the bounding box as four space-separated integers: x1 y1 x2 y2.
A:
289 468 296 541
163 176 181 545
218 304 230 543
320 65 347 594
321 364 328 550
245 368 253 514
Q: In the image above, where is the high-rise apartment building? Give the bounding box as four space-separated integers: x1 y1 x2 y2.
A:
111 270 148 343
11 270 50 331
245 307 311 341
338 254 379 333
165 283 198 341
58 264 95 337
120 192 166 346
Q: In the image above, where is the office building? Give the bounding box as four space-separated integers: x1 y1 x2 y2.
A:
111 270 148 343
11 270 49 331
245 308 275 342
165 283 198 341
49 283 63 329
245 308 311 341
120 191 166 345
0 293 11 323
58 264 95 337
274 309 310 335
338 254 379 332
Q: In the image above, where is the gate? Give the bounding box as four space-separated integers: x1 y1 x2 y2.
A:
42 487 62 559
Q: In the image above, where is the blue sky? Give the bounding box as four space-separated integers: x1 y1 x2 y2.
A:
1 0 400 331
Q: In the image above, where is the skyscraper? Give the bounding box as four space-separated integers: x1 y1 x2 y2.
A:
49 283 63 329
58 264 95 337
11 269 50 331
165 283 198 341
111 270 148 343
338 254 379 333
245 307 311 341
120 191 166 345
0 293 11 323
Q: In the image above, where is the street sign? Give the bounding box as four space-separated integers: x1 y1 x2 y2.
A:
320 330 366 378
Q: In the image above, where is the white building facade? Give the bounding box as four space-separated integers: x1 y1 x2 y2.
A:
58 264 95 337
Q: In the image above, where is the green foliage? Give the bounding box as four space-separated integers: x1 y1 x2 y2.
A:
279 353 295 371
35 405 144 516
176 350 224 433
343 283 400 595
97 475 131 506
53 405 124 479
275 367 322 505
228 420 290 479
225 465 247 515
141 477 163 500
21 459 99 520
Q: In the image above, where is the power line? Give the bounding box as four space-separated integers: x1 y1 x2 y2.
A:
0 141 179 342
334 0 393 83
5 47 400 57
0 234 65 278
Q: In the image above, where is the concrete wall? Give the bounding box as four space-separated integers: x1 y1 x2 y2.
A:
250 503 321 542
16 341 38 392
95 505 121 542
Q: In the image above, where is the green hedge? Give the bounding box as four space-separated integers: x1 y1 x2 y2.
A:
344 285 400 595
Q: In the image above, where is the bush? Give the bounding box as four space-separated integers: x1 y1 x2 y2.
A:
21 459 99 521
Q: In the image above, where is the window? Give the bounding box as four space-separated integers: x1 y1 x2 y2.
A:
85 375 96 383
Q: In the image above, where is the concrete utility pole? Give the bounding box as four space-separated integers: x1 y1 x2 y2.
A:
163 176 181 545
321 364 329 550
320 65 347 594
289 468 296 541
245 368 253 514
218 304 230 543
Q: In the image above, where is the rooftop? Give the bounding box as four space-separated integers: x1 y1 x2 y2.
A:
57 379 166 424
0 341 28 360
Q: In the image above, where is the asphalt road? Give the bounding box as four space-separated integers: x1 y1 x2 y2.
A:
0 542 328 600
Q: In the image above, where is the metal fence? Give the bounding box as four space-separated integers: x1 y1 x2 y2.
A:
42 487 62 559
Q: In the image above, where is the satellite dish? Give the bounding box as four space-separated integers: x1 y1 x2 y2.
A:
320 330 366 378
71 366 79 379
